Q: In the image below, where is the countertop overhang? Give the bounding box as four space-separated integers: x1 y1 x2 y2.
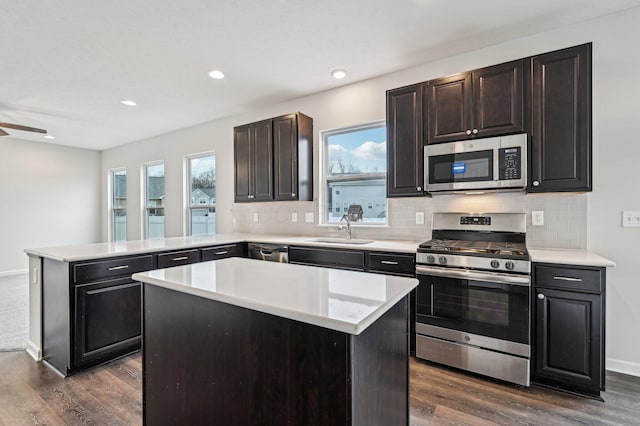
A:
133 257 418 335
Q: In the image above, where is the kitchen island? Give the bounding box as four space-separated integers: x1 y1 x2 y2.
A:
133 258 417 425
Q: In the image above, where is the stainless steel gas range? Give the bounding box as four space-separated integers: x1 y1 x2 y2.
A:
415 212 531 386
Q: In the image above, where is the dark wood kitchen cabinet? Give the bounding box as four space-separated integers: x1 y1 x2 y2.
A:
234 119 274 202
528 43 592 192
200 242 247 261
234 113 313 202
43 254 154 375
426 59 524 144
273 113 313 201
532 263 605 397
386 83 425 197
288 246 366 271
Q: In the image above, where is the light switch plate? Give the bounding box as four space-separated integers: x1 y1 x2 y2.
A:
291 212 298 222
305 212 314 223
622 211 640 227
253 212 259 222
531 211 544 226
416 212 425 225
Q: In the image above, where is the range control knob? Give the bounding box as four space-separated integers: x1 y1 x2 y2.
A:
505 261 515 271
438 256 447 265
426 255 435 263
490 260 500 269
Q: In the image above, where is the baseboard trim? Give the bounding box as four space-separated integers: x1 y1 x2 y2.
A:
607 358 640 378
26 339 41 361
0 269 28 278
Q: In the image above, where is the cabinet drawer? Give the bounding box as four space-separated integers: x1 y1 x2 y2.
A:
289 246 365 271
368 252 415 277
201 243 246 261
157 249 200 269
534 264 603 293
73 255 154 284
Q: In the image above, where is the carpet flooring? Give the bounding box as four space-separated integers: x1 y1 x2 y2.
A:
0 273 29 351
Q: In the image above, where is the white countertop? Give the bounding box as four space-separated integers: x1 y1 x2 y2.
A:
25 233 421 262
528 248 615 267
133 257 418 335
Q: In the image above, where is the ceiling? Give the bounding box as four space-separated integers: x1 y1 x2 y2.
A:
3 0 640 151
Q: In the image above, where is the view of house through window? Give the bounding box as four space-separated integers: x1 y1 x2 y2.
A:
322 121 387 224
187 154 216 236
145 162 165 239
111 169 127 241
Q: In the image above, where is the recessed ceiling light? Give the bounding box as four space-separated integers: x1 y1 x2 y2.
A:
120 99 137 106
208 69 225 79
331 69 348 79
44 135 55 140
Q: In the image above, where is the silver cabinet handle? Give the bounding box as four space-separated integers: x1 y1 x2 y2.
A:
416 186 422 191
466 129 472 135
472 128 479 134
108 265 129 271
553 276 582 282
538 293 545 300
172 256 189 261
533 181 540 187
292 193 296 197
215 251 228 255
380 260 399 265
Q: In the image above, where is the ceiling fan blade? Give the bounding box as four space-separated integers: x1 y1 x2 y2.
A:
0 122 47 134
0 128 8 136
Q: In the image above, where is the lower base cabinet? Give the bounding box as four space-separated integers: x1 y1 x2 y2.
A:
532 263 605 397
73 278 142 368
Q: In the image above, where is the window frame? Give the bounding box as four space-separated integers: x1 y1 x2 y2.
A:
142 160 165 239
185 152 216 236
319 120 388 226
108 167 127 242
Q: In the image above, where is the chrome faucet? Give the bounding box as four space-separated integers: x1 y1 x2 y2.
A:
339 214 352 240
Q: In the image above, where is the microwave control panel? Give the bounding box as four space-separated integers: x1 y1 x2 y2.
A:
498 147 522 180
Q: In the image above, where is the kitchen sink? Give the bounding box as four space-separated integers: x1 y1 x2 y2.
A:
309 238 374 245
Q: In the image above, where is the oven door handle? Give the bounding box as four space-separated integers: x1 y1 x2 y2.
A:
415 265 530 286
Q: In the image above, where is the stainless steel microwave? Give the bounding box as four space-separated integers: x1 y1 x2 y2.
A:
424 133 527 194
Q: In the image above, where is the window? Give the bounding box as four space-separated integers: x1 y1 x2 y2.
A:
187 153 215 236
144 162 165 239
321 121 387 224
110 168 127 242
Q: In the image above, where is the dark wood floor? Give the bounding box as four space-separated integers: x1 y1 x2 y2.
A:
1 351 639 425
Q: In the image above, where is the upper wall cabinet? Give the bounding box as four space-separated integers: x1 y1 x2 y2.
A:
234 119 274 202
528 43 592 193
386 83 424 197
426 60 524 144
234 113 313 202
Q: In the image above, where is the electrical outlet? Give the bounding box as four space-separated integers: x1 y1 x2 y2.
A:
415 212 425 225
291 212 298 222
622 211 640 227
253 212 259 222
305 212 314 223
531 211 544 226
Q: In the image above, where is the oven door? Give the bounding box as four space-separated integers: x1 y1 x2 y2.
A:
415 265 530 345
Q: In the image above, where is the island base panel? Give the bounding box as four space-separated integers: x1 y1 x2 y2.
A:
142 284 409 425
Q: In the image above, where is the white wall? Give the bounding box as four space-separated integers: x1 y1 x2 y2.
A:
0 138 101 274
101 8 640 375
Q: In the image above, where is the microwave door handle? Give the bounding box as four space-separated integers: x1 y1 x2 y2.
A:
493 148 500 182
423 146 429 191
416 265 530 286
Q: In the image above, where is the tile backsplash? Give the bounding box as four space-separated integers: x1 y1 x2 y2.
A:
231 192 587 249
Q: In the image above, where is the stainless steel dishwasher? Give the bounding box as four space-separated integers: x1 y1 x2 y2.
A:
247 243 289 263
